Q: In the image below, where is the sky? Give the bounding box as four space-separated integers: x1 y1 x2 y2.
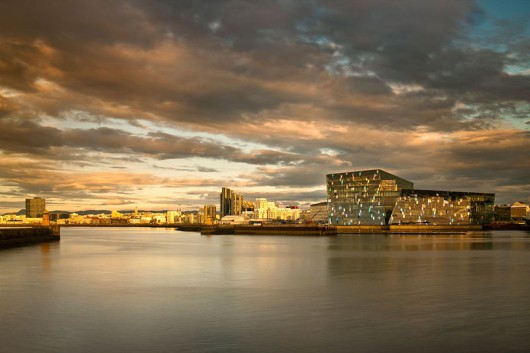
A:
0 0 529 212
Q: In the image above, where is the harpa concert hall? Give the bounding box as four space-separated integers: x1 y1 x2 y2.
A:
326 169 494 226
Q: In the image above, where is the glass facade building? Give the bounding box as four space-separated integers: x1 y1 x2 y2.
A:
327 170 495 226
389 189 495 225
327 170 414 225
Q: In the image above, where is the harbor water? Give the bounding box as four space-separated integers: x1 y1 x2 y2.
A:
1 228 529 353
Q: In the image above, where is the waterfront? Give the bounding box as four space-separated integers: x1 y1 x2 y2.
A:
1 228 529 353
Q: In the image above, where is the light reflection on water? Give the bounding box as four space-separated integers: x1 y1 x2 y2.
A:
1 228 529 353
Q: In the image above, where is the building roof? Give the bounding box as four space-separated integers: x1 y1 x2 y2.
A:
326 169 413 185
401 189 495 200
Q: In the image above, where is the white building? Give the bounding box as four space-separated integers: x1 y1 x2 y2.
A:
220 215 248 224
254 198 300 221
166 210 181 224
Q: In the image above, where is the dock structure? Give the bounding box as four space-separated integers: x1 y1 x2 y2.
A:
197 224 485 236
0 226 60 249
200 224 338 236
336 224 483 234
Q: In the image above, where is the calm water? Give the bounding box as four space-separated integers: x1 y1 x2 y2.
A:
1 228 529 353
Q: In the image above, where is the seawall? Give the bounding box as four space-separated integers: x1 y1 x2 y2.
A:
198 224 485 235
336 224 483 234
57 223 489 234
235 224 337 236
0 226 60 249
201 224 337 236
175 224 203 232
388 224 483 234
336 225 387 234
483 223 529 231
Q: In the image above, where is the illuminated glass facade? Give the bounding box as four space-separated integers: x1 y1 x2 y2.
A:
389 189 495 225
327 170 414 225
326 170 495 226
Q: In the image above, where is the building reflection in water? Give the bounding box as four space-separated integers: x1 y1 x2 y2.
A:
40 242 59 276
326 234 530 279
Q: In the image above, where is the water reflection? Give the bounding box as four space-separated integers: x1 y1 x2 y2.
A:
0 228 529 353
39 242 60 273
40 243 51 275
329 233 530 252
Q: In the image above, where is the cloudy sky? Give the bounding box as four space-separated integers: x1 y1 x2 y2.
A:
1 0 529 212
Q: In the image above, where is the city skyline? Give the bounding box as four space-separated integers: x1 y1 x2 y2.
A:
1 0 529 213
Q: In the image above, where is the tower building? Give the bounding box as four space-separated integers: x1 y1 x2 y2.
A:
203 204 217 224
220 187 244 217
25 197 46 218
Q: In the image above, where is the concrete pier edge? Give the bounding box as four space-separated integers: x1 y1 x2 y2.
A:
0 226 60 250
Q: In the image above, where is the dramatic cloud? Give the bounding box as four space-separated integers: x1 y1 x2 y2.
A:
0 0 529 211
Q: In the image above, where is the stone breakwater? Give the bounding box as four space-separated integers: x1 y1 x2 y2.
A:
0 226 60 249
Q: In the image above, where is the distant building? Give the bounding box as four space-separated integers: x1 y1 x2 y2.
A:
203 205 217 225
254 198 300 221
493 202 529 223
255 198 268 210
219 215 247 224
49 213 68 222
220 187 244 217
510 202 529 221
299 209 311 222
181 213 196 224
166 210 181 224
309 202 328 224
25 197 46 218
493 205 512 222
242 200 254 212
151 215 167 224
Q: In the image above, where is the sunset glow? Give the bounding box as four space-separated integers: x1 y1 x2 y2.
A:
0 0 529 212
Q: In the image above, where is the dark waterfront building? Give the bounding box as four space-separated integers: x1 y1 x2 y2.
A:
309 201 328 224
327 169 495 225
327 169 414 225
493 205 512 222
510 202 529 222
25 197 46 218
390 189 495 225
220 187 244 217
493 202 530 223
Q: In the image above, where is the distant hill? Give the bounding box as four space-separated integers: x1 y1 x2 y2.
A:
49 210 72 215
74 210 112 215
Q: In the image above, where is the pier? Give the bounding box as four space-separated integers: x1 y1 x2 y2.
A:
0 226 60 249
196 224 486 236
336 224 484 234
200 224 338 236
